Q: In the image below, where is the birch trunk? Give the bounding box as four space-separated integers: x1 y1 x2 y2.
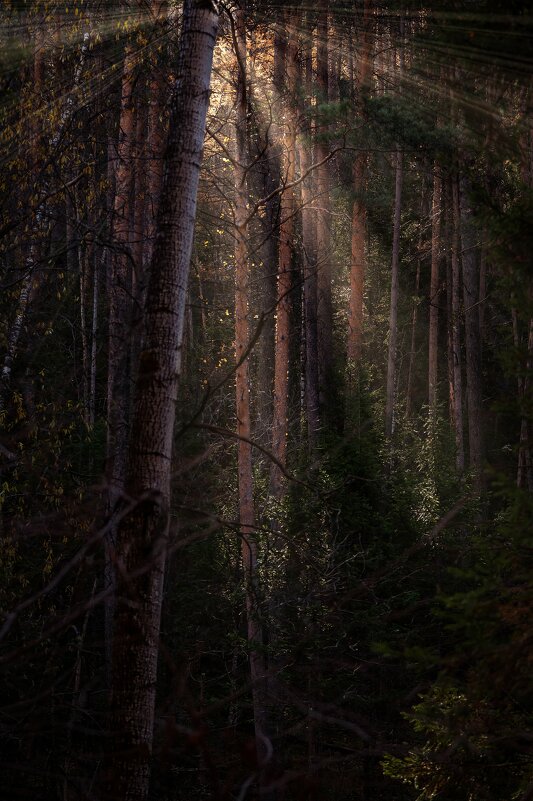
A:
104 4 219 800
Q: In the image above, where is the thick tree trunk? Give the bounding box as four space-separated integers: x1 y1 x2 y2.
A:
459 174 484 489
104 4 219 800
385 149 403 439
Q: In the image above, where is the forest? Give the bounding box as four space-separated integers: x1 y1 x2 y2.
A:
0 1 532 799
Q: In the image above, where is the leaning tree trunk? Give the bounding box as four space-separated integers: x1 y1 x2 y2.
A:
104 4 219 800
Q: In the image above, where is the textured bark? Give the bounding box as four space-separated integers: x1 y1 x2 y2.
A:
428 166 442 414
271 12 297 498
104 4 219 800
385 150 403 439
459 174 484 489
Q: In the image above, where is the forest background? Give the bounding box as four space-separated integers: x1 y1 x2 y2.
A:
0 1 532 800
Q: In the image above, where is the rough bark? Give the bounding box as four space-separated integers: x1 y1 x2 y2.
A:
104 4 219 800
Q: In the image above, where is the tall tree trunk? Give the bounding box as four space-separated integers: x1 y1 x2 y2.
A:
347 0 372 372
517 319 533 491
144 0 169 272
428 166 442 415
233 1 269 769
451 175 465 473
297 12 320 448
104 5 219 800
89 245 99 428
271 12 297 498
104 43 137 678
316 0 334 413
459 174 484 490
406 188 427 418
0 28 44 412
348 156 367 369
385 149 403 439
406 257 421 419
